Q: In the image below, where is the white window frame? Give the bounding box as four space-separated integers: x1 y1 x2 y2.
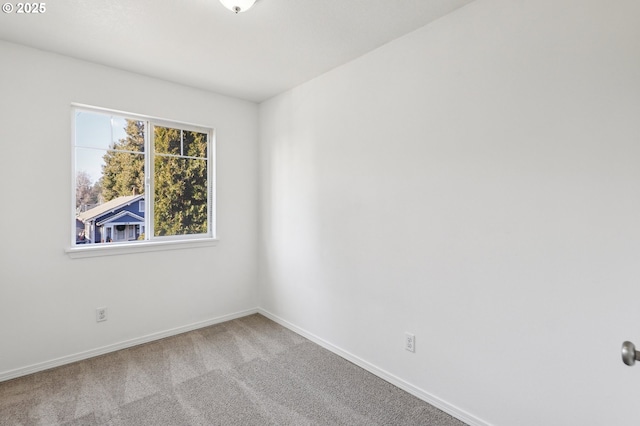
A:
67 104 217 258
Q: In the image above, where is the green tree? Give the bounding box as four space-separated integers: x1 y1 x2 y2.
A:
100 120 145 201
100 121 208 237
153 127 208 236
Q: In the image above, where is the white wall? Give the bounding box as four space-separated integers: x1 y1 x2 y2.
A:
0 41 259 378
258 0 640 424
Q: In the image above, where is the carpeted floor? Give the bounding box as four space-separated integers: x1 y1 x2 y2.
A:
0 314 466 425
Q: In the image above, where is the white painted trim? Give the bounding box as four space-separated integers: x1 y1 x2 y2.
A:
71 104 216 250
2 306 490 426
71 103 215 132
258 308 492 426
66 237 219 258
0 308 258 383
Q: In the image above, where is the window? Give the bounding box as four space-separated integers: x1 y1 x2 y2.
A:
71 106 215 255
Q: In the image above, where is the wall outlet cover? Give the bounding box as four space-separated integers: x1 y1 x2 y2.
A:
405 332 415 353
96 307 108 322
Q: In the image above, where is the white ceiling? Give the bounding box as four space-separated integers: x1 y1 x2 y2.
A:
0 0 474 102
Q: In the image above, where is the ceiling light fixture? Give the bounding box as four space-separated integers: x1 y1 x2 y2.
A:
219 0 256 14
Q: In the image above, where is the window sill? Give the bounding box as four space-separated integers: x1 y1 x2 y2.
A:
66 238 218 259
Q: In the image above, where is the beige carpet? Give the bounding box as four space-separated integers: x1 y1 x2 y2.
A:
0 314 466 425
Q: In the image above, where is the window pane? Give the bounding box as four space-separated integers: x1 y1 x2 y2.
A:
183 131 208 158
100 151 145 200
75 111 112 150
154 126 182 155
75 113 146 246
76 151 145 245
75 112 142 152
75 147 105 205
115 119 145 152
154 157 208 236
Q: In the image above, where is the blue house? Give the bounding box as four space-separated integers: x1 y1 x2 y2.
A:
77 194 145 244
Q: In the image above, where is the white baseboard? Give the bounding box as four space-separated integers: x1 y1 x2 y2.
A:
0 308 258 383
2 306 490 426
258 308 491 426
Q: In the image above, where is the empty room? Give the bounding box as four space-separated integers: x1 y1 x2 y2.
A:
1 0 639 424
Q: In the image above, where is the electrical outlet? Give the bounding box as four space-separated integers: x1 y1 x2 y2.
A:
96 307 108 322
405 332 415 353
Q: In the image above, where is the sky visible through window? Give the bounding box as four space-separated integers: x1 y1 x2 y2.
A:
75 111 129 184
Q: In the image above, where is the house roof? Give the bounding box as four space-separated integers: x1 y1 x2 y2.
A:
96 211 144 227
78 194 144 222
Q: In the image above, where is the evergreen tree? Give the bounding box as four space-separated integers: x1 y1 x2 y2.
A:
153 127 208 236
100 121 208 236
101 120 145 201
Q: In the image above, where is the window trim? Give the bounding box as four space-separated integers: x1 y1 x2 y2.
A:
66 237 218 259
68 104 217 258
